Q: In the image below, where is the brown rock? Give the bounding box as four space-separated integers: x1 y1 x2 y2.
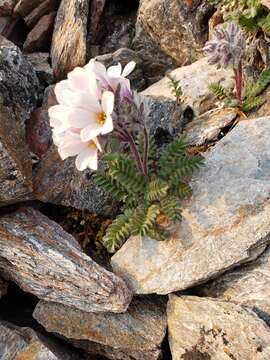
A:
25 52 54 85
33 296 167 360
14 0 43 18
88 0 106 43
137 0 214 66
25 0 60 28
0 0 17 15
0 321 82 359
0 107 33 206
51 0 89 79
23 12 56 53
0 277 8 299
0 207 132 313
167 294 270 359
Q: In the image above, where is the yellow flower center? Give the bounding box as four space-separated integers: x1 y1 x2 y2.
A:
88 141 97 150
96 111 107 125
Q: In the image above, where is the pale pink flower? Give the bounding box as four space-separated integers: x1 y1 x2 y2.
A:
57 130 102 171
85 59 136 99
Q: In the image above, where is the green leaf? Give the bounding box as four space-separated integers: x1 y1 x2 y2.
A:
242 96 265 112
160 196 182 222
145 179 169 202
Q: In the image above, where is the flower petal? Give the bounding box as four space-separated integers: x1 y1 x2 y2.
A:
107 63 122 78
68 67 93 93
67 109 91 128
101 116 113 135
81 123 102 142
54 80 71 105
58 140 86 160
101 91 114 115
122 61 136 77
75 148 98 171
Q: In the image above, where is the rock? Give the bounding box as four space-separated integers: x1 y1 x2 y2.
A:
137 0 214 66
0 321 82 359
96 48 146 91
0 278 8 299
88 0 106 44
262 0 270 9
23 12 56 53
142 57 234 116
112 116 270 295
33 145 119 216
183 108 238 147
33 296 167 360
14 0 43 18
0 107 33 206
51 0 89 79
0 35 40 123
25 52 54 85
199 246 270 325
0 0 17 15
132 22 176 86
0 207 132 313
25 0 60 28
167 294 270 359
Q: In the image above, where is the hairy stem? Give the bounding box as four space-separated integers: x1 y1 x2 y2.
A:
143 127 149 177
123 129 146 177
234 63 243 105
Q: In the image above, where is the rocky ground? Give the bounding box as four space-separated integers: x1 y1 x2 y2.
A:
1 0 270 359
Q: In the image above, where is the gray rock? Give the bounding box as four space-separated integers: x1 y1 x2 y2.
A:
0 35 40 123
25 52 54 85
33 296 167 360
0 321 82 360
199 246 270 325
167 294 270 360
51 0 89 79
0 207 132 313
142 57 234 116
137 0 214 66
0 106 33 206
112 116 270 295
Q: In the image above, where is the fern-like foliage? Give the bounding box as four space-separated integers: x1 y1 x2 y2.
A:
209 83 228 100
167 74 183 104
95 136 203 253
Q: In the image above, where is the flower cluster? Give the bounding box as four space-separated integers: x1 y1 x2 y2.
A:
49 60 136 171
203 22 246 69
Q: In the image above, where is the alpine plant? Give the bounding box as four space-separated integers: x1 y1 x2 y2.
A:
49 58 203 252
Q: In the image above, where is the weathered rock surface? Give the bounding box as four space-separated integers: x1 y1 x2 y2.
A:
0 277 8 299
51 0 89 79
24 0 60 28
167 294 270 360
0 107 33 206
0 207 132 313
33 145 119 216
137 0 214 65
0 0 17 15
199 246 270 325
112 117 270 295
142 57 234 115
33 296 167 360
25 52 54 85
0 35 40 123
0 321 82 360
23 12 56 53
14 0 43 18
88 0 106 44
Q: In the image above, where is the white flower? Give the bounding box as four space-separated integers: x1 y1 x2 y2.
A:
57 130 102 171
49 66 115 142
85 59 136 99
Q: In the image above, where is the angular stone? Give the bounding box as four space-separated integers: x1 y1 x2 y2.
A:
262 0 270 9
25 0 60 28
137 0 214 66
112 117 270 295
167 294 270 360
0 207 132 313
33 296 167 360
23 12 56 53
14 0 43 18
33 145 119 216
88 0 106 43
0 107 33 206
0 321 81 360
25 52 54 85
199 246 270 325
0 36 40 123
142 57 234 115
0 0 18 15
183 108 238 147
51 0 89 79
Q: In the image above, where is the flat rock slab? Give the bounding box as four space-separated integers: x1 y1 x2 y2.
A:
0 107 33 206
33 297 167 360
112 117 270 295
167 295 270 360
0 321 81 360
0 35 40 123
199 246 270 325
51 0 89 79
142 57 234 115
0 207 132 313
